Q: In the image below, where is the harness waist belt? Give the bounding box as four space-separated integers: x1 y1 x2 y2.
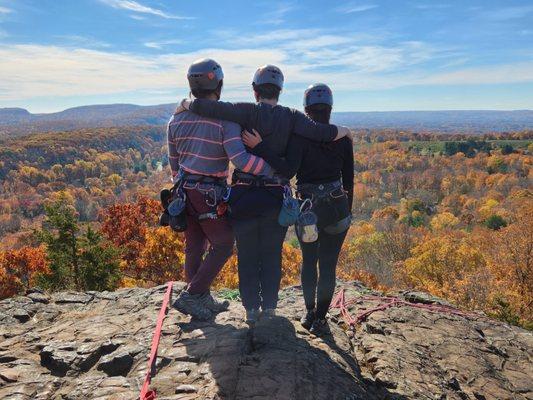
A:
232 170 289 186
182 173 227 186
297 179 342 196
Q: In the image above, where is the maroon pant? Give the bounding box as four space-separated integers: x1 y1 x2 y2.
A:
184 188 234 295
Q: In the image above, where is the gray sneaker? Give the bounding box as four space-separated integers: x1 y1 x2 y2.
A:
201 292 229 313
173 291 212 321
245 309 260 326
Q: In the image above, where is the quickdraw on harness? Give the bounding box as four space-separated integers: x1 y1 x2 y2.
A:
331 288 473 330
139 281 174 400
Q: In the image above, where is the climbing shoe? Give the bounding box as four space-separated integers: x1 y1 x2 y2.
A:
173 291 212 321
309 318 331 336
245 308 260 326
201 292 230 313
300 309 316 330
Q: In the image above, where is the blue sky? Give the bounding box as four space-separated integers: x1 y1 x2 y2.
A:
0 0 532 113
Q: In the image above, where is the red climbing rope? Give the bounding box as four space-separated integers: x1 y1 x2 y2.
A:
139 281 174 400
331 288 472 329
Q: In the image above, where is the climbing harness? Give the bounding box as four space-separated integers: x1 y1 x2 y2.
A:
297 180 351 233
182 174 230 221
139 281 174 400
330 288 473 330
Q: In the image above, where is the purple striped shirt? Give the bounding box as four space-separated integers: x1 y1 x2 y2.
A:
167 110 273 182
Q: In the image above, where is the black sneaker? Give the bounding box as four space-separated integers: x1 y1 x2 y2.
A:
201 292 229 313
300 309 316 330
260 308 276 321
173 291 212 321
309 318 330 336
245 309 260 326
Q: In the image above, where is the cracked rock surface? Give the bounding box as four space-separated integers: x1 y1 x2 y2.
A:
0 281 531 399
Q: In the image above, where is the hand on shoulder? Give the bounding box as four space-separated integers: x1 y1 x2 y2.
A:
175 98 191 115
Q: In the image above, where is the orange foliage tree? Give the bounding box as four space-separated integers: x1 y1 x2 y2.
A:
135 227 186 285
100 197 162 280
476 202 533 326
0 246 48 299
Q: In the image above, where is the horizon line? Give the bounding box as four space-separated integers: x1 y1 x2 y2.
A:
2 102 533 115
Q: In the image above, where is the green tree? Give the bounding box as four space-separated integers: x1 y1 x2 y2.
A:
35 194 121 291
78 227 121 291
500 144 514 155
484 214 508 231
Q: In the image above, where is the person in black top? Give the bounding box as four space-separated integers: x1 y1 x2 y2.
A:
242 83 354 336
179 66 352 325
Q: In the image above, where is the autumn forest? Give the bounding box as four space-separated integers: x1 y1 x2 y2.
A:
0 126 531 329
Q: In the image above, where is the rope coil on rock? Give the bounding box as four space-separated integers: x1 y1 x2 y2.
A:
331 288 472 329
139 281 174 400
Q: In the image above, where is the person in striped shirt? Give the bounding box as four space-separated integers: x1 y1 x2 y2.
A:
169 58 273 321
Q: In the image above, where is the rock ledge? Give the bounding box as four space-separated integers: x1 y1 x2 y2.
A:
0 282 531 399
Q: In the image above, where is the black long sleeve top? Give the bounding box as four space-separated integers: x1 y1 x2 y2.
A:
189 100 339 158
253 135 355 210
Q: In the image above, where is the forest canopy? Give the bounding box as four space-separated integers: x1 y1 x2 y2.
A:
0 126 531 329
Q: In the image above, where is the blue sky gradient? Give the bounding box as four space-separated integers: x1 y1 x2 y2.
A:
0 0 532 112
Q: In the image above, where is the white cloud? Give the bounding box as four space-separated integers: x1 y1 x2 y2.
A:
0 6 12 14
99 0 193 20
260 2 295 25
0 44 285 101
480 5 533 21
0 39 532 105
55 35 111 49
144 39 183 49
335 3 378 14
420 62 533 86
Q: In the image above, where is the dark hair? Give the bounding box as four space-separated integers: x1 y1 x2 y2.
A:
191 80 223 100
305 103 332 124
253 83 281 101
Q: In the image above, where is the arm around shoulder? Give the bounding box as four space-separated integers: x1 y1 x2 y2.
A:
190 99 252 125
292 110 338 142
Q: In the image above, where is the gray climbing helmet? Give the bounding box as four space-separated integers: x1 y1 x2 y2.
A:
187 58 224 90
304 83 333 107
252 65 284 90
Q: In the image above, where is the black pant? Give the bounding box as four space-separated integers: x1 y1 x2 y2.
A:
300 229 347 319
232 213 288 311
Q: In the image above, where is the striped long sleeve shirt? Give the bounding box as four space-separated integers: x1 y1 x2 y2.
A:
167 110 273 182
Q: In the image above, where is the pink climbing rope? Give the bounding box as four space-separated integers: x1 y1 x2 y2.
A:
139 281 174 400
331 288 472 329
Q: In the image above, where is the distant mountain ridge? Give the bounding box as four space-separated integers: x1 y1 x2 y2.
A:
1 103 532 135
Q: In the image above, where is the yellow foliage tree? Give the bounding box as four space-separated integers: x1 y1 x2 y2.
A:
399 231 488 309
430 212 460 230
135 227 186 285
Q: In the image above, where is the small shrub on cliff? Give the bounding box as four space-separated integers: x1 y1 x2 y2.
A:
35 193 121 292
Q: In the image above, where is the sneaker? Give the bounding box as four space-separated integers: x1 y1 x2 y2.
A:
300 309 316 330
173 291 212 321
309 318 330 336
201 292 229 313
260 308 276 321
245 308 260 326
